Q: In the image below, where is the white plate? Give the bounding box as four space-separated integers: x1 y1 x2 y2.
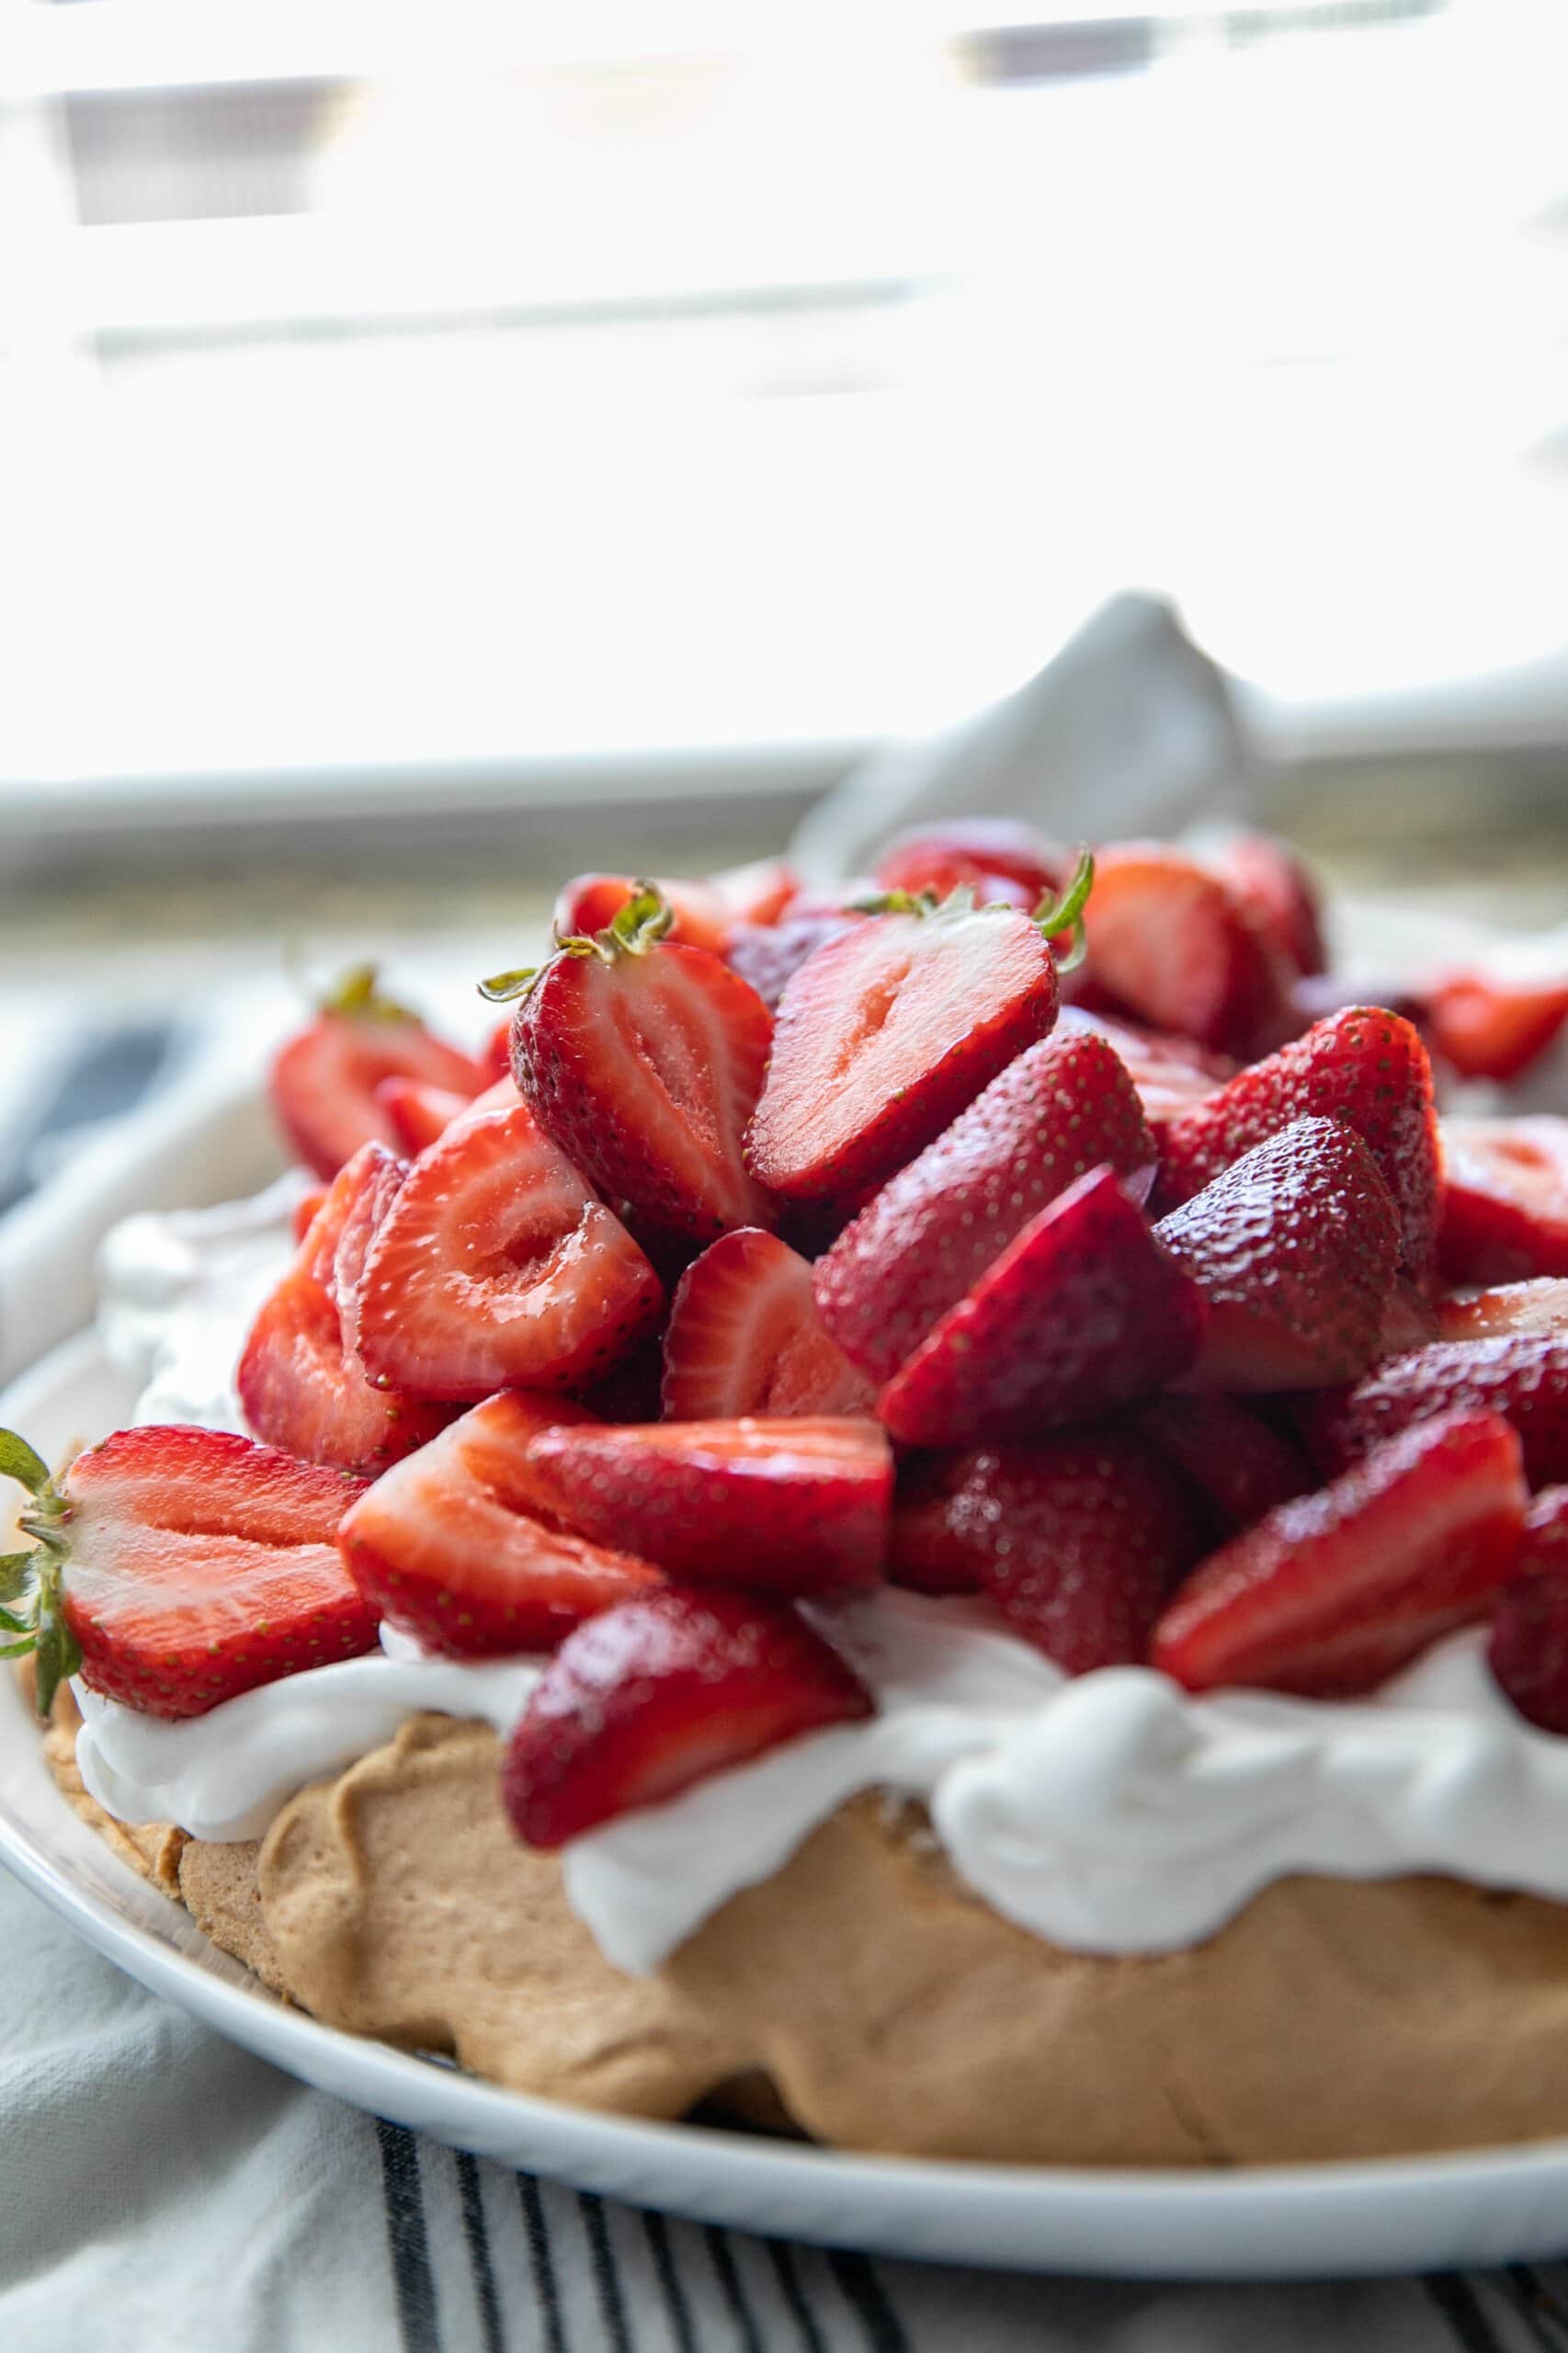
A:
12 1338 1568 2279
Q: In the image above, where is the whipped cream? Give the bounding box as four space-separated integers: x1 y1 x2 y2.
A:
79 1187 1568 1975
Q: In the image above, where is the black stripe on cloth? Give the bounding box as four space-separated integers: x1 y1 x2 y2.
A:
375 2120 440 2353
517 2175 568 2353
765 2238 829 2353
454 2152 504 2353
639 2211 699 2353
1424 2274 1508 2353
825 2249 910 2353
703 2225 766 2353
1505 2267 1568 2351
577 2193 632 2353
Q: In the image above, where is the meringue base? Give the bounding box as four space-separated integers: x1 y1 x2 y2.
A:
36 1677 1568 2165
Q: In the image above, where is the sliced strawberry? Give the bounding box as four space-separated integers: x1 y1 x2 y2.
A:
1137 1394 1313 1534
373 1075 469 1156
885 1451 983 1596
1378 1279 1441 1356
1152 1411 1528 1698
1426 972 1568 1084
237 1144 454 1473
481 1016 513 1086
1439 1118 1568 1283
874 818 1067 905
267 966 486 1180
1154 1116 1399 1392
499 1587 874 1848
355 1092 663 1400
877 1165 1206 1449
290 1186 328 1245
1055 1006 1232 1131
747 871 1087 1207
950 1431 1210 1673
505 889 776 1243
1437 1279 1568 1342
523 1416 892 1597
1081 844 1294 1060
705 858 800 929
1154 1006 1441 1277
724 913 858 1013
1208 835 1327 979
1489 1487 1568 1732
553 872 733 959
337 1392 662 1656
1 1423 373 1719
813 1029 1156 1382
1305 1334 1568 1490
662 1229 873 1420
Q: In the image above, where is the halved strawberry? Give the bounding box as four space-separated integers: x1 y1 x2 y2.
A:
267 966 486 1180
1 1422 373 1719
237 1144 453 1473
877 1165 1206 1449
952 1430 1210 1673
499 1587 874 1848
662 1229 873 1420
1152 1411 1528 1698
1208 834 1327 979
501 888 776 1243
481 1017 514 1086
337 1392 662 1656
523 1416 892 1597
724 913 858 1013
1377 1279 1441 1356
1426 973 1568 1084
1439 1118 1568 1283
885 1451 983 1596
1437 1279 1568 1342
1080 844 1294 1060
355 1092 663 1399
290 1187 328 1244
1055 1007 1232 1131
873 819 1067 913
1136 1394 1313 1534
373 1076 469 1156
1489 1487 1568 1733
813 1028 1157 1383
1154 1116 1399 1392
1154 1006 1441 1277
1304 1334 1568 1490
552 872 733 957
747 861 1093 1208
706 858 800 929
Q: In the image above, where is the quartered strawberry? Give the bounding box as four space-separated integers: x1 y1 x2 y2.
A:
1154 1006 1441 1277
1154 1116 1399 1392
1489 1487 1568 1733
0 1422 372 1719
355 1091 663 1400
747 857 1094 1209
724 913 858 1013
885 1451 983 1596
1080 844 1294 1060
337 1392 662 1657
552 871 732 958
661 1229 873 1420
813 1028 1156 1382
1136 1394 1313 1535
1304 1334 1568 1490
1055 1006 1232 1131
267 965 486 1180
706 858 800 929
949 1430 1210 1673
877 1165 1206 1449
500 887 776 1243
1208 834 1327 979
499 1586 874 1848
1152 1411 1528 1699
1439 1118 1568 1283
1426 972 1568 1084
237 1143 453 1473
873 820 1067 913
1437 1279 1568 1342
374 1075 469 1156
523 1416 892 1597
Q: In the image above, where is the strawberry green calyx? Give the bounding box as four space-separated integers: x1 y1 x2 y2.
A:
0 1427 80 1717
320 962 421 1026
1033 847 1096 972
479 883 676 1005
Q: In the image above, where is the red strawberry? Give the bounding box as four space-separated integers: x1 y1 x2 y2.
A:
885 1452 983 1596
662 1229 873 1420
724 913 858 1013
1378 1279 1441 1356
553 872 732 958
813 1029 1156 1382
267 966 486 1180
1137 1394 1313 1534
706 858 800 929
1437 1279 1568 1342
1154 1116 1399 1392
1152 1411 1528 1698
1055 1007 1232 1131
523 1416 892 1597
499 1587 874 1848
1304 1334 1568 1490
237 1144 453 1473
949 1430 1210 1673
481 1017 513 1086
1154 1006 1441 1277
1439 1118 1568 1283
873 820 1067 913
877 1165 1206 1449
1489 1487 1568 1732
1426 973 1568 1084
337 1392 662 1657
748 861 1093 1207
1081 844 1294 1060
355 1092 663 1400
1208 835 1327 979
2 1422 373 1719
373 1075 468 1155
503 888 776 1243
290 1187 328 1244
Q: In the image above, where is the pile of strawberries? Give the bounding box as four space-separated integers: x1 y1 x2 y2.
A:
11 822 1568 1854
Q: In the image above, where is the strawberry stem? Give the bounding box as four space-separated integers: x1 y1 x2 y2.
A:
480 883 675 1004
1033 847 1096 972
319 962 421 1024
0 1428 79 1714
